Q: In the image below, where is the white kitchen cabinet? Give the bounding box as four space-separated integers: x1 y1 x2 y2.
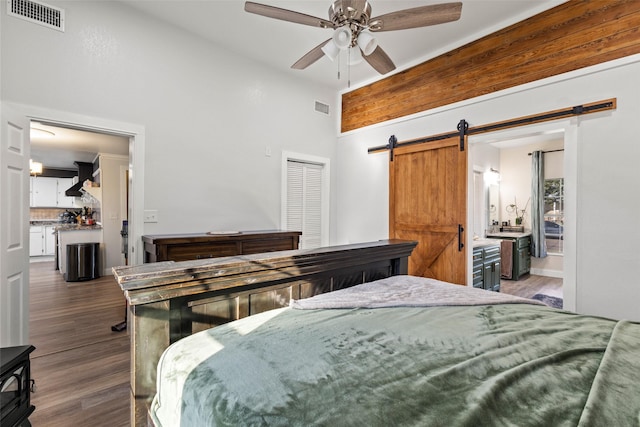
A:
31 177 58 207
30 177 77 208
56 178 77 208
29 226 44 256
44 225 56 255
29 225 57 256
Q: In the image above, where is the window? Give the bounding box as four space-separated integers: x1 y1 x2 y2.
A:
282 153 329 250
543 178 564 254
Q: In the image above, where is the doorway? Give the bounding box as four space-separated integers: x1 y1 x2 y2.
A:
468 120 576 312
1 102 145 346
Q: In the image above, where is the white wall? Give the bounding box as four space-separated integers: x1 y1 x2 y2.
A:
336 56 640 322
1 0 338 239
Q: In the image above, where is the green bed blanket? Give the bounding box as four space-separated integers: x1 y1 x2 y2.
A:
151 294 640 426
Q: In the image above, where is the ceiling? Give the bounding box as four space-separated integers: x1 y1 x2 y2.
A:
120 0 566 91
31 0 565 169
30 121 129 170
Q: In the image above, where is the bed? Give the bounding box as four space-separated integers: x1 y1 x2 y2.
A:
148 275 640 426
114 239 418 425
114 240 640 426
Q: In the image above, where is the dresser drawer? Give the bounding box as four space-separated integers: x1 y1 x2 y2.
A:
166 242 239 261
472 267 484 288
472 248 484 267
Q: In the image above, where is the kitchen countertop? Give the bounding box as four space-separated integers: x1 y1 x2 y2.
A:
472 239 502 249
486 231 531 239
29 219 60 225
55 224 103 232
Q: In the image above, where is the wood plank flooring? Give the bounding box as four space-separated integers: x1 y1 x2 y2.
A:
28 260 130 427
500 274 563 299
26 258 562 426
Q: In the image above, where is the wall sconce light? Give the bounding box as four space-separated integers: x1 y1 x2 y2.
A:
485 167 501 184
30 159 43 176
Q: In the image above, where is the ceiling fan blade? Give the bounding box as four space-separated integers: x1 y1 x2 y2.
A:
245 2 335 29
363 45 396 74
369 2 462 32
292 39 332 70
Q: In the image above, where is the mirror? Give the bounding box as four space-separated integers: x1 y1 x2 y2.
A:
488 183 500 227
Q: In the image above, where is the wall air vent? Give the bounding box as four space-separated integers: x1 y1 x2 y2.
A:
7 0 65 32
314 100 330 115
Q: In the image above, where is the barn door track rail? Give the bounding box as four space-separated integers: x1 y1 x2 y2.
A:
368 98 616 159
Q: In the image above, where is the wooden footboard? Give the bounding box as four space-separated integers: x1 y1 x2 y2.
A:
113 239 417 426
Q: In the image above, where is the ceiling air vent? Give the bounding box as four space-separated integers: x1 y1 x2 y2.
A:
7 0 65 32
314 100 330 115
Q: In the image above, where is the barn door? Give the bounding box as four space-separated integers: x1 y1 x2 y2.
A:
390 136 467 285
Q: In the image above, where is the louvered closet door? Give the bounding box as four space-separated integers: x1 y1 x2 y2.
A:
390 136 467 285
287 160 322 249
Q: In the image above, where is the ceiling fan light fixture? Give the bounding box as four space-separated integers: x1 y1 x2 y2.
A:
321 40 340 61
348 46 363 65
357 29 377 56
332 26 352 49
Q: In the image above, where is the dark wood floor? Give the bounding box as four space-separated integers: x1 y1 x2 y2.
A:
28 260 129 427
26 259 562 426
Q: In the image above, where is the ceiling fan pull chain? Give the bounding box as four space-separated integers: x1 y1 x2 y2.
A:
347 49 351 88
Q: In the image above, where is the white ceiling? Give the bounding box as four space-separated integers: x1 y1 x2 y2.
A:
31 0 566 169
30 121 129 170
120 0 566 91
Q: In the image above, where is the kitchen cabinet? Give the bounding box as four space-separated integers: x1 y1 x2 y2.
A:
29 225 57 256
472 242 501 292
44 225 56 255
143 230 302 263
29 226 43 256
30 177 77 208
56 177 77 208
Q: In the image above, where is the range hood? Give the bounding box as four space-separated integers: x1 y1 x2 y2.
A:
65 161 94 197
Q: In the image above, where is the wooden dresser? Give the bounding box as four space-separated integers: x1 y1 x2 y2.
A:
142 230 302 263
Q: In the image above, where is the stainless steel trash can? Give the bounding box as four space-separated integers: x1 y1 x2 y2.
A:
65 243 99 282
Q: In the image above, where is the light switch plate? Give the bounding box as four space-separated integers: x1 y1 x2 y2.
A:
144 210 158 223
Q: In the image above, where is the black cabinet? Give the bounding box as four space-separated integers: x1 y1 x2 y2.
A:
473 243 501 292
0 345 35 427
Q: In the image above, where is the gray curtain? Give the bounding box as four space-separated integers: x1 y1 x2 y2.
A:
531 151 547 258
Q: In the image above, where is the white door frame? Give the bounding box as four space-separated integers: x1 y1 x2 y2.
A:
3 102 146 264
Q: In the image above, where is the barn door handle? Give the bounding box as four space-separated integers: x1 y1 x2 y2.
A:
458 224 464 251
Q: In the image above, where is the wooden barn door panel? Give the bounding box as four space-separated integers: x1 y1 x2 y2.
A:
390 137 467 285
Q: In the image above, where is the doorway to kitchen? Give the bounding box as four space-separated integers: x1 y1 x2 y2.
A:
30 122 130 273
1 101 145 348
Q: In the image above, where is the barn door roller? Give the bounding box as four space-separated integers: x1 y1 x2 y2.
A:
457 119 468 152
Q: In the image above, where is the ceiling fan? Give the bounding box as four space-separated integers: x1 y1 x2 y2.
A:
244 0 462 75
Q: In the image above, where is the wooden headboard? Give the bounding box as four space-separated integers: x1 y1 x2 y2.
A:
113 239 417 426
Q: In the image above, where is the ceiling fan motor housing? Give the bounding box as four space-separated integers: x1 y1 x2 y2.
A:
328 0 372 45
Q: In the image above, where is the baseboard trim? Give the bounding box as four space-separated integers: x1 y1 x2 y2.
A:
530 268 563 278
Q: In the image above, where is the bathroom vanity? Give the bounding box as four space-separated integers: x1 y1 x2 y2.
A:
486 232 531 280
